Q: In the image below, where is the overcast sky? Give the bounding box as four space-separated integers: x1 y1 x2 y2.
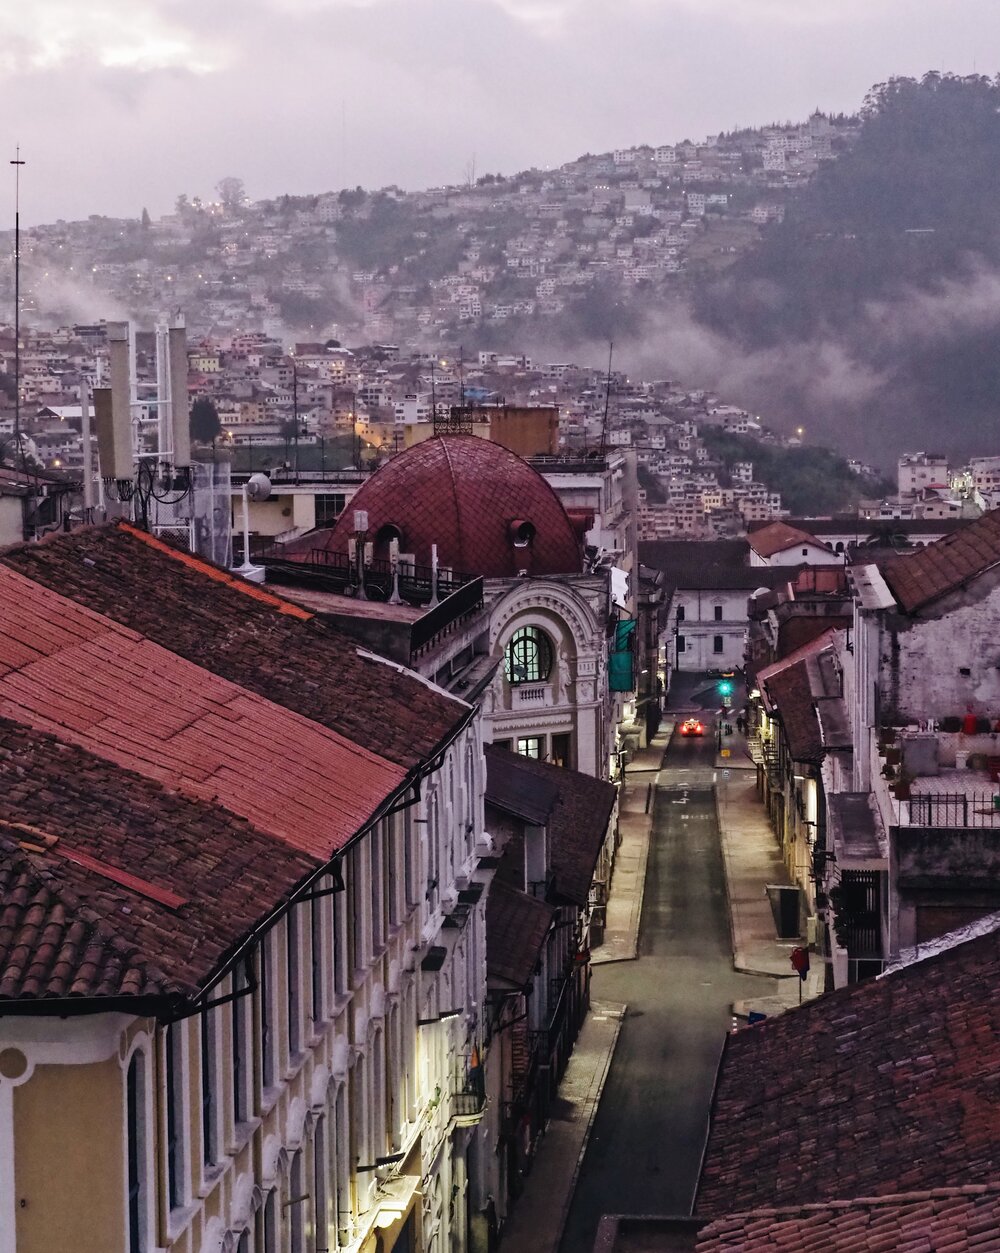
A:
3 0 998 225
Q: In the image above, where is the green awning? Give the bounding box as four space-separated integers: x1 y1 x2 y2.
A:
609 618 637 692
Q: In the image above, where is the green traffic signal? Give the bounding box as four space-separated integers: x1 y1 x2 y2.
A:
718 680 733 696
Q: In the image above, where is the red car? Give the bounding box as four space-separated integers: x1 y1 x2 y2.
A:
680 717 704 737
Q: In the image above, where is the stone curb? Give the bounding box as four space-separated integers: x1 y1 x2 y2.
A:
554 1001 627 1250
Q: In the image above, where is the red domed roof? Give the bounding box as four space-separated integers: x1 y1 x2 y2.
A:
312 436 583 577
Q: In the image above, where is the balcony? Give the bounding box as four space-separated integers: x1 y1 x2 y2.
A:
512 683 554 709
452 1079 486 1126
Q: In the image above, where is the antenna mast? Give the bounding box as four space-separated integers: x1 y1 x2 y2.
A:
599 340 614 457
10 147 25 473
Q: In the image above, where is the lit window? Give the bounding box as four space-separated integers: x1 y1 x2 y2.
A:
517 736 543 760
504 627 553 685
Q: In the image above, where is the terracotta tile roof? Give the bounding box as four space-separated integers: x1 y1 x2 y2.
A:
747 522 827 559
0 523 466 771
485 746 617 906
0 717 317 1004
775 615 851 660
761 662 824 765
696 1185 1000 1251
696 924 1000 1217
0 564 406 858
881 508 1000 613
639 540 796 595
485 746 560 826
486 879 555 989
284 434 583 577
755 626 840 690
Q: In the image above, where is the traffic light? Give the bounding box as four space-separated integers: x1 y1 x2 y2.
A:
718 679 733 698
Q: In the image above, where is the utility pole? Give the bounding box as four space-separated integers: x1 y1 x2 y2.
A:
291 356 299 479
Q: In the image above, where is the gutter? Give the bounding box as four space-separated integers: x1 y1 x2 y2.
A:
0 698 480 1026
691 1029 732 1217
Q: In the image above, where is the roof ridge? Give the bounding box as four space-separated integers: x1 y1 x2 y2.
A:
116 522 313 619
720 1180 1000 1220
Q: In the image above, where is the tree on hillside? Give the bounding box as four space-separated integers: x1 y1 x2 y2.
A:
216 177 246 212
190 398 222 445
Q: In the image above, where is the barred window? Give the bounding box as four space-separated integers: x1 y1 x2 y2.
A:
504 627 553 685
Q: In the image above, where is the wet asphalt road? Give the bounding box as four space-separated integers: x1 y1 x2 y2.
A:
558 713 771 1251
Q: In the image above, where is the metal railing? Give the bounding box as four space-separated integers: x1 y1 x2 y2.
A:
261 543 477 607
898 791 1000 828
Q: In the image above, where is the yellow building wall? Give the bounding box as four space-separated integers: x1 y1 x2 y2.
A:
14 1055 125 1253
237 492 318 537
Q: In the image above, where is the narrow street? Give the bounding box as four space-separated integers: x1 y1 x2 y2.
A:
559 702 773 1250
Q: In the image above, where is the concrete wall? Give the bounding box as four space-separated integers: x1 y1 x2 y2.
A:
0 495 23 547
670 588 747 673
13 1055 124 1253
879 571 1000 725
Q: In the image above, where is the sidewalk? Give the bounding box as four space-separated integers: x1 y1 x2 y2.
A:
498 1000 626 1253
715 745 825 1017
591 725 672 964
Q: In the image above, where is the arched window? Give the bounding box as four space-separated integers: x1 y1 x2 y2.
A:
504 627 553 685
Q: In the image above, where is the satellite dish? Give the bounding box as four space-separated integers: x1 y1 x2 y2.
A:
750 587 771 598
246 472 272 502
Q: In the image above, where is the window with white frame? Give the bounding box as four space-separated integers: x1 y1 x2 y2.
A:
332 1083 351 1245
388 813 400 929
289 1149 305 1252
259 1188 278 1253
403 808 417 909
349 844 366 977
310 895 324 1027
333 876 348 998
426 789 439 911
165 1022 187 1212
260 936 275 1093
126 1050 148 1253
370 827 385 951
200 1008 218 1167
516 735 543 760
232 965 252 1130
313 1114 329 1253
287 908 301 1059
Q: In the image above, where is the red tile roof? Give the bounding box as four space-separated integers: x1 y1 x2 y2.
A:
0 565 406 858
0 523 467 772
755 626 840 691
696 924 1000 1217
747 522 827 559
283 435 583 577
761 661 824 765
776 615 851 660
486 879 555 989
696 1185 1000 1252
486 746 618 906
882 509 1000 613
0 718 317 1004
